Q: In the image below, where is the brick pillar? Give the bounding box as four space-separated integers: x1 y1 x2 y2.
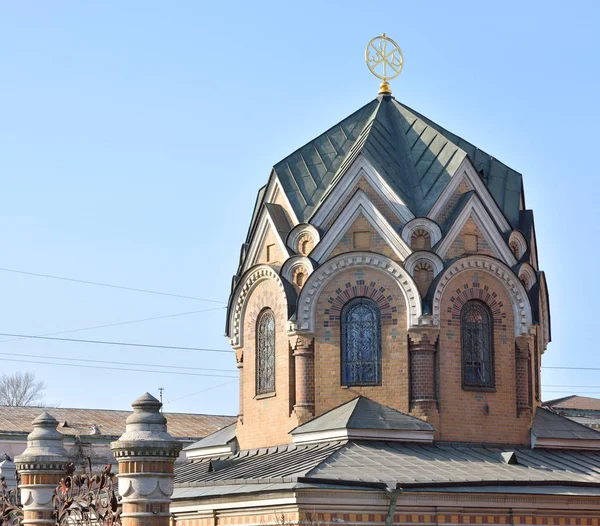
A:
14 412 68 526
291 332 315 423
111 393 182 526
516 335 533 417
408 319 439 424
237 352 244 424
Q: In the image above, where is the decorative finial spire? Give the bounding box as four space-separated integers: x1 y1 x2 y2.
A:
365 33 404 95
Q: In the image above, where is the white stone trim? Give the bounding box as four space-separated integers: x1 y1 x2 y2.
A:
242 206 290 273
229 265 288 349
517 263 537 291
291 427 434 445
310 190 412 263
401 218 442 246
539 272 551 351
431 255 533 336
264 172 299 225
434 193 518 267
295 252 422 332
280 256 314 285
509 230 528 259
404 251 444 278
428 157 512 233
184 444 236 460
531 435 600 451
310 155 414 227
286 223 320 253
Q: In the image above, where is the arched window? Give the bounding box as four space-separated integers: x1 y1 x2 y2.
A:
341 298 382 386
256 309 275 395
461 300 494 389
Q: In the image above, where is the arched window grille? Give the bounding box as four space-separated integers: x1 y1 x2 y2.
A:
341 297 382 386
461 300 494 389
256 309 275 395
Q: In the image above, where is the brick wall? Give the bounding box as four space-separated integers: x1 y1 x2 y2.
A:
236 278 298 450
436 271 531 444
313 266 410 415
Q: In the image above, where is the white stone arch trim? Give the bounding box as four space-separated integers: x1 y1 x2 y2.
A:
295 252 422 332
310 190 412 263
509 230 528 260
401 218 442 247
286 223 320 253
404 251 444 278
228 265 289 349
516 262 537 291
538 271 551 352
281 256 315 284
432 255 533 336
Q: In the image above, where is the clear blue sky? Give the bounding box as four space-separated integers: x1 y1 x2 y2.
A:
0 1 598 416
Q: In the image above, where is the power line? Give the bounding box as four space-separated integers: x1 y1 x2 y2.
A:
0 350 236 373
0 267 226 304
543 366 600 371
0 357 238 378
544 385 600 389
0 307 226 345
544 390 600 394
167 379 239 405
0 332 233 353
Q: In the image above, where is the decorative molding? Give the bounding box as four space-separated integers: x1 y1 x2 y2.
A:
509 230 528 260
265 173 299 225
401 217 442 246
228 265 289 349
431 255 533 336
516 262 537 291
434 193 518 267
242 205 291 273
310 155 414 227
291 427 434 445
294 252 422 332
404 251 444 278
428 157 512 233
286 223 320 253
310 190 412 263
281 256 314 285
539 271 551 351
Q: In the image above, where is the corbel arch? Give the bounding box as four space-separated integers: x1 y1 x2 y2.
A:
227 264 293 349
295 252 422 333
431 255 533 336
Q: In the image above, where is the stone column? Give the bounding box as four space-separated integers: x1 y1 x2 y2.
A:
516 335 533 417
291 332 315 424
111 393 182 526
236 355 244 424
14 412 68 526
408 319 440 424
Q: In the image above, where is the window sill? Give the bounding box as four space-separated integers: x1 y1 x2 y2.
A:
462 385 496 393
341 383 382 388
255 391 276 400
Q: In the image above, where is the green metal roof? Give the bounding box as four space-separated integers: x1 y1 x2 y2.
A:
273 96 523 227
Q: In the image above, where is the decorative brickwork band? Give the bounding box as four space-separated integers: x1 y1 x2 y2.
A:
516 335 534 417
14 412 68 526
291 332 315 423
111 392 183 526
408 323 440 419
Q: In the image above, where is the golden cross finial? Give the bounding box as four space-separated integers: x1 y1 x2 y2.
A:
365 33 404 95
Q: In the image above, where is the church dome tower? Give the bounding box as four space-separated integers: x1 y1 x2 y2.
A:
225 55 550 451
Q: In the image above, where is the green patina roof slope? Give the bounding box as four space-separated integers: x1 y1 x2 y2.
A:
273 96 523 227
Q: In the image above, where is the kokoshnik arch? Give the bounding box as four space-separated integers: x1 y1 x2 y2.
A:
172 36 600 526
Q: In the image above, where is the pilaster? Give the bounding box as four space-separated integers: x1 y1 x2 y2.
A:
14 412 68 526
408 317 440 426
290 332 315 423
236 355 244 424
110 393 182 526
516 334 534 418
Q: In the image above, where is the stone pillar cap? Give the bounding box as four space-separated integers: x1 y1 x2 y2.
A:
14 411 68 463
111 392 182 451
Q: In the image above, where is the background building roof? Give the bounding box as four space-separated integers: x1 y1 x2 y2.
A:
0 405 235 440
544 396 600 412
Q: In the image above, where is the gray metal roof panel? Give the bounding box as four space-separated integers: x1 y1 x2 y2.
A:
532 408 600 440
183 422 236 451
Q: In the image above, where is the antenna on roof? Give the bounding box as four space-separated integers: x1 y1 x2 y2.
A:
158 387 164 411
365 33 404 95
